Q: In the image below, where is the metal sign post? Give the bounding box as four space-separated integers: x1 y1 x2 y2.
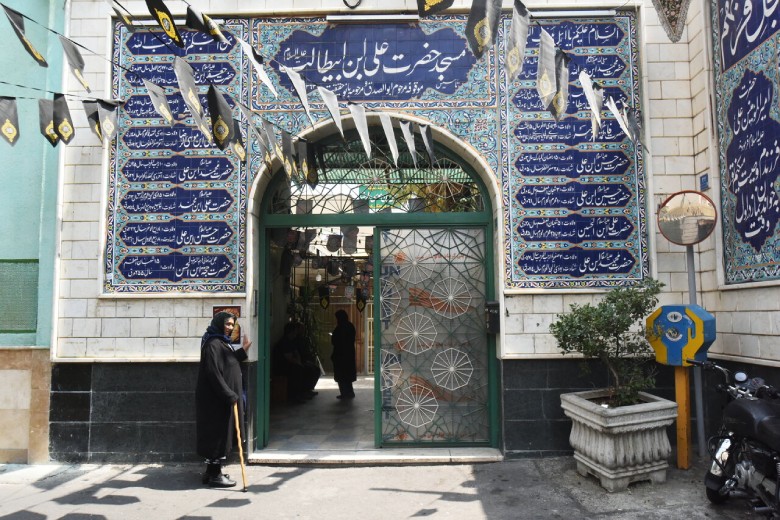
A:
656 190 718 464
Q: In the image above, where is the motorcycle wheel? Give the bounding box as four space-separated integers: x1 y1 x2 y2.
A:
705 471 729 504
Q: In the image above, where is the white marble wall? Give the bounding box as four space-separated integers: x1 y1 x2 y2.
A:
57 0 780 366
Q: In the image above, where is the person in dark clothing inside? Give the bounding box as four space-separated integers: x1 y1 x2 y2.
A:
331 310 356 399
195 311 251 488
273 321 320 402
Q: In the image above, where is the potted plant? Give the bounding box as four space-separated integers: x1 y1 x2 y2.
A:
549 278 677 492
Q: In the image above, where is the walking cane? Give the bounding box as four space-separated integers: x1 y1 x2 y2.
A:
233 402 248 492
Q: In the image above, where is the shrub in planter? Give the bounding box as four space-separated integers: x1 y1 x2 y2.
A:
550 278 678 491
549 278 664 406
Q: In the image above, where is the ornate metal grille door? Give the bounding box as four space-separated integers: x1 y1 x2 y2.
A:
378 228 489 445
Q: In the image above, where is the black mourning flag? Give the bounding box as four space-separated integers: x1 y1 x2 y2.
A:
417 0 455 16
173 57 211 141
145 0 183 48
624 106 643 144
2 5 47 67
465 0 502 59
307 143 319 188
318 285 330 309
53 94 75 144
505 0 530 80
185 6 227 44
419 124 436 165
82 100 102 141
235 102 266 157
547 49 572 121
143 79 174 126
97 99 121 141
253 124 269 164
579 70 604 141
237 39 278 98
0 97 19 146
297 140 309 180
298 140 319 188
605 96 631 140
231 119 246 161
173 57 202 119
113 6 135 30
105 0 135 31
536 29 557 111
356 287 367 312
281 129 296 178
59 36 90 92
207 84 235 150
263 119 281 162
38 99 58 147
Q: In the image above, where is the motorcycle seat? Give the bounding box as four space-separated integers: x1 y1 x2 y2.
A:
757 416 780 451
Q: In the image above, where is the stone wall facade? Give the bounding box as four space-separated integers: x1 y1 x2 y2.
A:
35 0 780 460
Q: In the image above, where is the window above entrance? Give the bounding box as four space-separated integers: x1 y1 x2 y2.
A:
266 129 485 216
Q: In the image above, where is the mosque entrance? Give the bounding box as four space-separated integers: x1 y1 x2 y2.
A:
254 122 497 451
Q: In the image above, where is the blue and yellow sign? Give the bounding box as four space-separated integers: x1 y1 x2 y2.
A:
646 305 716 366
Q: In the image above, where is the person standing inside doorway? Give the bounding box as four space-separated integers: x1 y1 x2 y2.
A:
331 310 356 399
195 311 252 487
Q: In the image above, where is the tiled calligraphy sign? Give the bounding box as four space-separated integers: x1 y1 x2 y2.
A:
105 23 247 292
272 23 476 101
503 14 648 288
712 1 780 284
249 15 496 180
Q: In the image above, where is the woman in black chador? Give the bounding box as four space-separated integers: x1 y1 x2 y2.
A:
330 310 356 399
196 311 251 487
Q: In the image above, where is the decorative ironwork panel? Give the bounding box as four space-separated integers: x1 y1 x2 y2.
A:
379 228 489 444
266 131 484 217
711 0 780 284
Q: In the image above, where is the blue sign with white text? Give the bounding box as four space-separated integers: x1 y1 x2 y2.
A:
274 25 476 101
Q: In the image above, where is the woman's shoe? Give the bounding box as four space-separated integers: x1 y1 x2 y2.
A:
208 474 237 488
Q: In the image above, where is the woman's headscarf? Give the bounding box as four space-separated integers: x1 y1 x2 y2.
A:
201 311 236 347
334 309 348 325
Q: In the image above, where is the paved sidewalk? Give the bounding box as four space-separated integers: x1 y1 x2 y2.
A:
0 456 752 519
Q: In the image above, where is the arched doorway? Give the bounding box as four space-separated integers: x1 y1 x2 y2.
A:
252 118 499 451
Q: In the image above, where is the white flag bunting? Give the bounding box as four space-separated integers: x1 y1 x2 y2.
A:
379 112 399 167
348 102 371 160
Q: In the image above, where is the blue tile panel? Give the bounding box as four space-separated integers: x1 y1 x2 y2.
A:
711 1 780 284
105 13 646 293
500 14 648 288
106 22 250 293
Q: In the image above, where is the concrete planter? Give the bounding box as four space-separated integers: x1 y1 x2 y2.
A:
560 389 678 492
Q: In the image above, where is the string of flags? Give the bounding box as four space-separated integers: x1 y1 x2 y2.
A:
0 0 644 161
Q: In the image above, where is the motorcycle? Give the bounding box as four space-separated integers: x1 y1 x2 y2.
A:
688 358 780 517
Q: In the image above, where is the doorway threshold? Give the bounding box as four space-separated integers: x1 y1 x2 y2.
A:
247 447 503 465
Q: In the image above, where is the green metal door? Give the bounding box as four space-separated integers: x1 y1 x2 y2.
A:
258 127 498 449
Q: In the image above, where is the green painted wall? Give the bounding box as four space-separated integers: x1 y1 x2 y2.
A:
0 0 63 346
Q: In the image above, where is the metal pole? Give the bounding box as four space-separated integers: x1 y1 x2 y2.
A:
687 245 706 458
